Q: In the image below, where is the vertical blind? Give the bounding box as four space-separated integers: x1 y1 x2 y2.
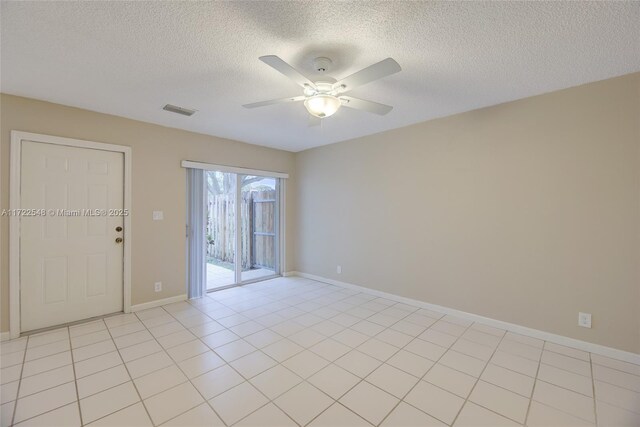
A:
186 168 206 299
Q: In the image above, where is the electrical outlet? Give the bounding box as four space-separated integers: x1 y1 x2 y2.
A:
336 265 342 274
578 312 592 328
154 282 162 292
153 211 164 221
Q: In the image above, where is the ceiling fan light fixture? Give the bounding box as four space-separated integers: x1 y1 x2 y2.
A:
304 94 341 118
245 55 400 120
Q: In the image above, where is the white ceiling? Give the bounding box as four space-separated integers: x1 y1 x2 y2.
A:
2 2 639 152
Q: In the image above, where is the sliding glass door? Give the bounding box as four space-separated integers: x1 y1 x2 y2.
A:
206 171 237 290
240 176 279 282
205 171 280 291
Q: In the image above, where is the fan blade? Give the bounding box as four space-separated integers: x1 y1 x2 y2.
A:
308 114 322 127
242 96 305 109
340 96 393 115
259 55 317 90
333 58 401 93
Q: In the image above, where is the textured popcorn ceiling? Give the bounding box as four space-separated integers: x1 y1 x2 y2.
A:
1 2 639 152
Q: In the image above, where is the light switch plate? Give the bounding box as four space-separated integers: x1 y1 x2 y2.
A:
153 211 164 221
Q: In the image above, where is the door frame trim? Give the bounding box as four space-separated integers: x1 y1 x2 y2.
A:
9 131 132 339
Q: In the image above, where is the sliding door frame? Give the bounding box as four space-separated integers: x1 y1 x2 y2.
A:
182 161 287 292
234 174 242 285
235 173 282 286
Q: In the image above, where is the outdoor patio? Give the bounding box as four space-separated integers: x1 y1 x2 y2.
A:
206 263 274 290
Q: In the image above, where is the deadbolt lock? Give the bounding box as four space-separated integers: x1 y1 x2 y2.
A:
115 237 123 243
115 226 123 232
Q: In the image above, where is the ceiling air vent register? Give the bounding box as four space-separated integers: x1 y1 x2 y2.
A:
163 104 196 116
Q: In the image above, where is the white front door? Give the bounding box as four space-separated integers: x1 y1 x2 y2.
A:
20 140 124 332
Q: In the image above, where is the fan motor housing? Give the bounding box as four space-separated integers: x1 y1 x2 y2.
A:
313 57 332 73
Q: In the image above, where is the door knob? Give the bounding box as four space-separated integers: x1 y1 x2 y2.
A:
115 226 123 232
115 237 123 243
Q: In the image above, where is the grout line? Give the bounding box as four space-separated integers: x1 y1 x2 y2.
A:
217 282 533 427
274 378 356 427
21 344 71 365
462 337 600 426
314 401 373 427
9 334 29 426
534 376 595 399
83 401 142 427
8 402 80 426
20 312 126 340
289 309 444 427
65 328 84 426
523 339 544 425
16 318 171 366
489 351 541 379
590 352 598 426
77 369 129 398
4 279 627 427
393 320 479 426
543 347 591 363
528 342 603 425
203 284 360 426
18 353 74 380
14 376 76 401
100 312 155 427
6 374 78 424
447 325 509 426
298 324 414 425
19 347 121 382
1 346 28 359
132 306 231 426
589 359 640 378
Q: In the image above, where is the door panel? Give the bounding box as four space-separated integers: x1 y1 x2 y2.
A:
206 171 237 290
20 141 124 332
43 256 67 304
86 253 108 297
204 171 281 291
240 176 278 282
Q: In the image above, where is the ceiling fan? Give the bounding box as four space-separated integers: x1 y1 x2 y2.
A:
243 55 401 120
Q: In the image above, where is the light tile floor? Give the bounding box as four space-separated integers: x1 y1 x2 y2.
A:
1 277 639 426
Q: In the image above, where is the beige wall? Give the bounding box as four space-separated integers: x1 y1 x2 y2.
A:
0 94 296 332
295 73 640 353
3 73 639 353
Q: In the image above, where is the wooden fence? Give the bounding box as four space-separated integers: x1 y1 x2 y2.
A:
207 190 275 270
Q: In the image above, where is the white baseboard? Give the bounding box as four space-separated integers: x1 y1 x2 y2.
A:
282 271 297 277
0 331 10 342
130 294 187 312
290 271 640 366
